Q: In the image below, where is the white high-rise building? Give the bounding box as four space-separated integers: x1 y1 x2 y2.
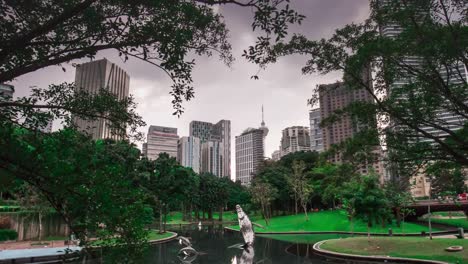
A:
309 108 324 152
73 58 130 140
235 107 268 185
178 136 201 173
280 126 310 156
190 119 231 177
144 125 179 160
235 128 265 185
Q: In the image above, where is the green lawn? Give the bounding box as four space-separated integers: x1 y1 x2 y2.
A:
90 230 174 246
165 211 239 224
433 211 466 217
428 218 468 229
321 236 468 263
258 233 351 244
229 210 437 234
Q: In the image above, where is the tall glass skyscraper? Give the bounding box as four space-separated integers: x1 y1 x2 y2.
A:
73 58 130 140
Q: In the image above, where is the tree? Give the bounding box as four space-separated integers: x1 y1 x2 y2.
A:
0 127 149 258
343 174 388 242
312 163 355 209
384 182 414 228
255 160 292 214
287 160 313 220
1 0 303 115
247 0 468 171
250 180 277 226
427 161 466 198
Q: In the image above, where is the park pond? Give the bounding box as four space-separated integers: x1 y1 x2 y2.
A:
74 224 421 264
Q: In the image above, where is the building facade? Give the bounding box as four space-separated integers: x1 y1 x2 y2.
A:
309 108 324 152
0 83 14 100
235 128 266 185
200 140 223 176
271 150 281 161
319 81 374 156
73 58 130 140
144 125 179 160
280 126 310 156
189 120 231 177
178 136 201 173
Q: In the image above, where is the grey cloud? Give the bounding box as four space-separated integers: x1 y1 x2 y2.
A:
8 0 370 178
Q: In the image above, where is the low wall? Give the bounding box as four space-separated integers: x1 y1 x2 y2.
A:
0 213 69 241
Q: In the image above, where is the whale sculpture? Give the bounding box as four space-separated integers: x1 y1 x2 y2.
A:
236 204 254 247
177 236 192 247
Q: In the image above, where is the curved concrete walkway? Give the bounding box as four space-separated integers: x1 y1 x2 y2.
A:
313 239 449 264
0 231 177 262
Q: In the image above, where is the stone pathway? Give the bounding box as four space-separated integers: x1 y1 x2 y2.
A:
0 246 81 261
0 240 69 250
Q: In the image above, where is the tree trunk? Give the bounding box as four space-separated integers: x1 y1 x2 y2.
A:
182 202 186 222
159 207 163 233
294 194 298 215
208 209 213 220
219 206 223 221
367 224 370 243
395 207 402 227
38 212 43 242
302 203 308 221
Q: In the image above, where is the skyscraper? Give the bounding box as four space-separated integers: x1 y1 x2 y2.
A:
73 58 130 140
280 126 310 156
178 136 201 173
144 125 179 160
319 81 374 159
235 107 268 185
190 119 231 177
309 108 324 152
0 83 14 100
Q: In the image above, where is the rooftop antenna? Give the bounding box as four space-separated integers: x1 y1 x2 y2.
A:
261 105 265 127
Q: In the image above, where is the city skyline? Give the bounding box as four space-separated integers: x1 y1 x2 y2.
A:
5 0 370 178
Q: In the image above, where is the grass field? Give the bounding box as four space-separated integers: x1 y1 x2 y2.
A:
433 211 466 217
258 233 351 244
428 218 468 229
90 230 173 246
165 211 241 224
321 237 468 263
229 210 437 234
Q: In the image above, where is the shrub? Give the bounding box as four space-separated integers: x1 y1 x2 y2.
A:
0 229 17 241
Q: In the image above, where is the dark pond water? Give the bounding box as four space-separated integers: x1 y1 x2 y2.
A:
77 224 414 264
137 225 357 264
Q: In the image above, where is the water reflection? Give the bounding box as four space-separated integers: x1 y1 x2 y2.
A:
80 225 383 263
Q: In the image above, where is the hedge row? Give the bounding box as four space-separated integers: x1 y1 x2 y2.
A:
0 229 18 241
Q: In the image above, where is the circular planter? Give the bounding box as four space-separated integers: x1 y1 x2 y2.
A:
445 246 463 252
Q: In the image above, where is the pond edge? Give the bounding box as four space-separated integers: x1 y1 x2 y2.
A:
312 239 449 264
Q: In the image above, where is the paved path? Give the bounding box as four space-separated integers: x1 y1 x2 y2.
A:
0 240 70 250
0 246 81 260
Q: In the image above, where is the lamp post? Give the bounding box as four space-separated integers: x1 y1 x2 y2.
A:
428 178 432 240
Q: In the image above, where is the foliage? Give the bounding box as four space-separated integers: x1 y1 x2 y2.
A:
250 180 278 225
0 229 17 241
427 161 466 198
0 126 149 258
343 174 389 240
288 160 313 220
0 0 303 115
248 0 468 176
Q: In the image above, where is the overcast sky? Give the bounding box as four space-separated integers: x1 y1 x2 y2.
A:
8 0 370 178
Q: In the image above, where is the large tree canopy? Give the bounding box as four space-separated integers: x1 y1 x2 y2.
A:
0 0 303 115
245 0 468 175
